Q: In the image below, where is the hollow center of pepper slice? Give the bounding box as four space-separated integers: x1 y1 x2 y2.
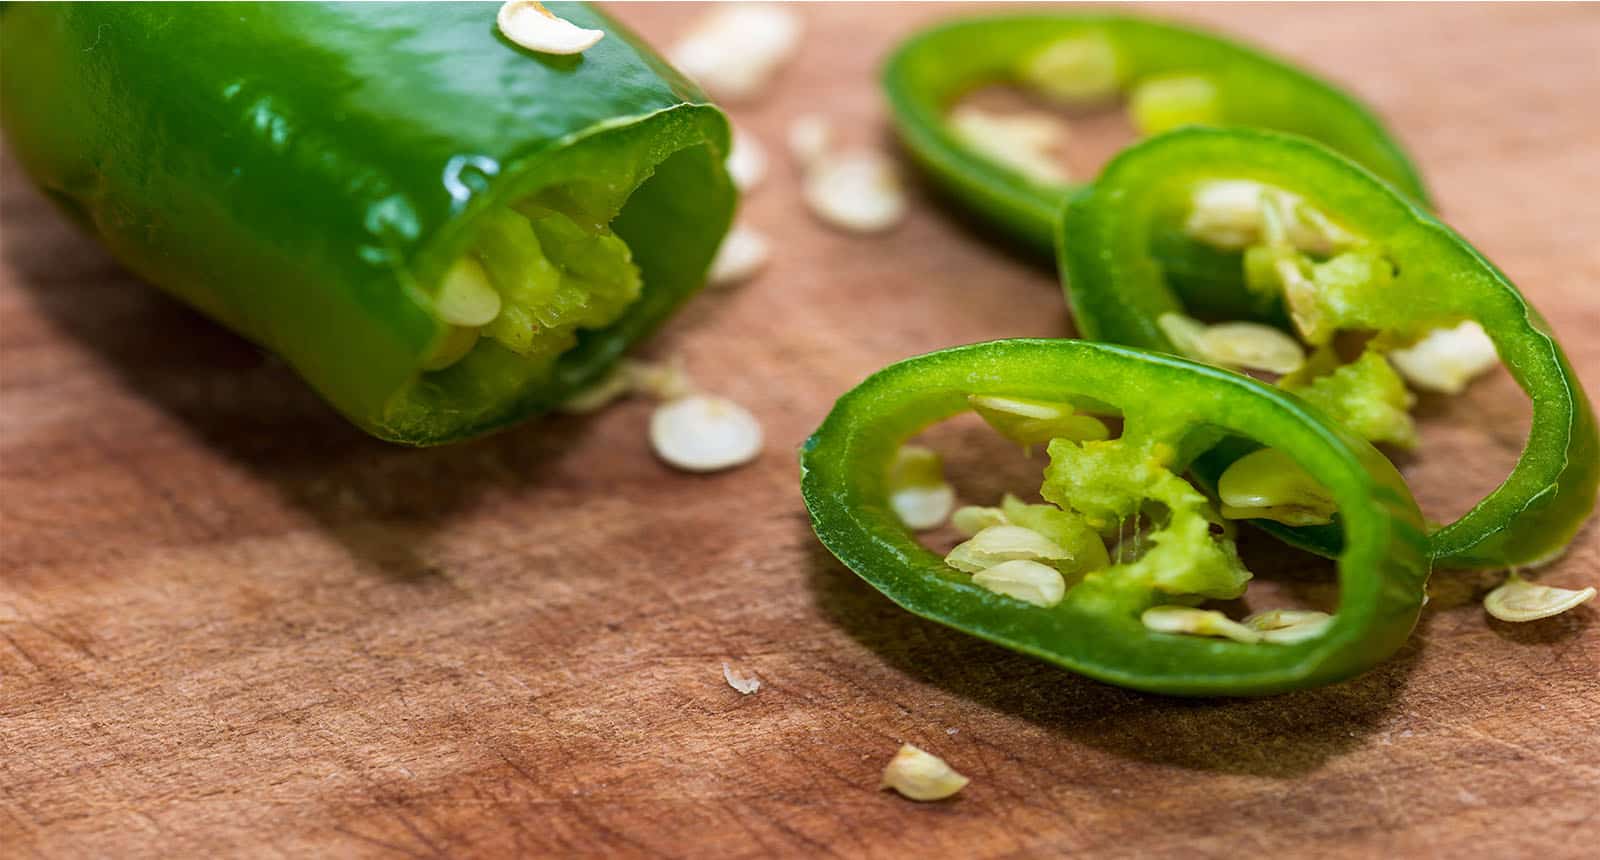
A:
932 396 1334 645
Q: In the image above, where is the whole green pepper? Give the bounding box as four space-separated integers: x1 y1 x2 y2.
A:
1059 127 1598 569
882 13 1428 256
1 2 735 445
801 339 1430 696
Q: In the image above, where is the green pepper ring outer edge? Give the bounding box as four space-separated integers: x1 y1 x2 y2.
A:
800 339 1431 697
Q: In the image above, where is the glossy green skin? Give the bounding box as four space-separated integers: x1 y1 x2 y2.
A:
1060 128 1599 569
882 14 1429 255
0 2 735 445
800 340 1430 697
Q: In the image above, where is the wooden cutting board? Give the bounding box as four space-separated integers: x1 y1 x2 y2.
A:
3 4 1597 857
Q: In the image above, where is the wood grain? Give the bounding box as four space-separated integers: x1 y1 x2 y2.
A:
3 4 1597 857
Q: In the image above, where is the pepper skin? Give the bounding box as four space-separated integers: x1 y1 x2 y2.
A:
882 13 1428 255
801 340 1430 696
1 2 735 444
1059 127 1598 569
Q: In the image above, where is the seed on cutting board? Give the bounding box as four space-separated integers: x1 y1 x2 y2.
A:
1141 606 1262 644
1483 574 1596 623
721 662 761 695
558 362 636 414
1387 320 1499 394
670 3 801 103
627 359 697 402
649 394 763 473
887 445 955 531
496 1 604 55
727 126 768 193
708 224 772 288
972 559 1067 608
802 149 906 234
881 744 968 802
787 114 834 168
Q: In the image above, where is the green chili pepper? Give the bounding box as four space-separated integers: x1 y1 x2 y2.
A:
1059 127 1598 569
801 339 1430 696
882 13 1428 257
0 2 735 445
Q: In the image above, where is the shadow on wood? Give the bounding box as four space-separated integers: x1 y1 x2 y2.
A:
802 525 1424 779
1 160 599 584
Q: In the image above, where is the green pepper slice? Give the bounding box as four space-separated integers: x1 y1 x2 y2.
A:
1059 127 1598 569
0 2 735 445
882 13 1428 255
801 340 1429 696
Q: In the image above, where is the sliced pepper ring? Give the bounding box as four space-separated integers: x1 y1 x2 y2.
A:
800 339 1430 696
1059 127 1599 568
882 13 1429 254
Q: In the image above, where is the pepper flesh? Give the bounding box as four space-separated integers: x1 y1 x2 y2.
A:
882 13 1429 254
800 339 1430 696
0 2 735 445
1059 127 1598 568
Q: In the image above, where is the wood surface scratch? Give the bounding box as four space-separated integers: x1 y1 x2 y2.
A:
2 3 1598 858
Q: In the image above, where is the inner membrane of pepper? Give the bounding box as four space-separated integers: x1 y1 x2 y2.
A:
376 121 708 441
1152 179 1504 526
422 183 641 376
909 398 1333 645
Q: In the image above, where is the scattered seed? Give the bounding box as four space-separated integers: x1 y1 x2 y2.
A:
881 744 968 802
1217 447 1337 526
1018 33 1123 105
708 224 771 288
497 1 604 55
787 114 833 169
947 105 1070 185
1483 573 1596 623
802 149 906 234
951 505 1008 537
1387 320 1499 394
727 126 768 192
946 524 1071 574
649 394 763 473
434 257 503 327
887 446 955 531
1141 606 1262 644
1244 609 1333 644
558 362 635 413
670 3 801 103
972 559 1067 608
627 359 697 402
721 662 761 695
